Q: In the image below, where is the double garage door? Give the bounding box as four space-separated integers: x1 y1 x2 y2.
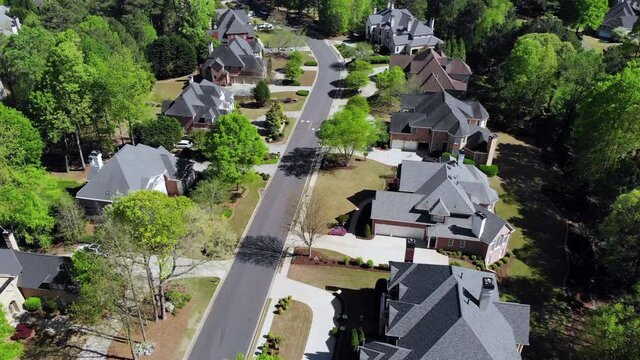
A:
375 224 425 239
391 140 417 151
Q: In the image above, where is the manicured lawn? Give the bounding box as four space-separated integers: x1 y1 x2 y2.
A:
239 92 307 120
316 248 350 260
581 35 619 54
288 264 388 290
108 277 219 360
150 75 189 102
257 29 306 49
311 158 394 226
299 70 316 86
228 172 267 236
267 300 312 360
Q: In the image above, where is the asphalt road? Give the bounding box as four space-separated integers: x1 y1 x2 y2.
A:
187 38 341 360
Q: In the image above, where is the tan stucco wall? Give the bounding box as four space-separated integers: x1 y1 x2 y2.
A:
0 276 25 324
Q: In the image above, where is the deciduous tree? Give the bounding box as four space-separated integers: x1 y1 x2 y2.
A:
0 104 43 168
252 80 271 107
133 115 184 149
573 0 608 32
580 303 640 359
318 107 380 164
344 70 369 90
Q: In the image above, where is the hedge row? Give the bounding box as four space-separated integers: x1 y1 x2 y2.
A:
304 60 318 66
366 55 390 64
296 89 309 96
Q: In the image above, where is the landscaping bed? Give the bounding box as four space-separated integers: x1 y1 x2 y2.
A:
292 247 389 272
108 277 219 360
261 299 312 359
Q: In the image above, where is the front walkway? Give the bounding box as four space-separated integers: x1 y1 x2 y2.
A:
255 254 338 359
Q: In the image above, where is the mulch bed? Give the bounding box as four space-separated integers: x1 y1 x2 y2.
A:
291 247 387 273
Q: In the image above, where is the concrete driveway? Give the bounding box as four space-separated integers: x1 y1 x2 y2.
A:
308 234 449 266
365 148 423 166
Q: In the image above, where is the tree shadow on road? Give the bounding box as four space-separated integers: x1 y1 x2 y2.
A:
235 235 285 267
278 147 317 178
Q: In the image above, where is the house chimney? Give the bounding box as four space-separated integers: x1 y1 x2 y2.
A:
457 153 465 165
390 15 395 28
407 18 413 31
429 18 435 29
373 7 377 14
208 41 214 54
2 229 19 251
88 151 103 181
390 1 394 9
471 211 486 238
479 277 495 310
188 75 194 84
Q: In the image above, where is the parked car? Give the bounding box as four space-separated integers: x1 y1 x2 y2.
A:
175 139 194 149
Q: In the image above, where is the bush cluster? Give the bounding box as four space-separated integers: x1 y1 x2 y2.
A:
343 256 351 265
23 297 42 312
347 60 373 73
220 207 233 219
377 263 390 270
336 214 350 226
479 164 499 177
11 323 33 340
264 332 283 354
365 259 374 268
296 90 309 96
330 326 339 336
366 55 390 64
276 295 292 314
260 172 271 181
304 60 318 66
165 290 192 311
355 257 364 266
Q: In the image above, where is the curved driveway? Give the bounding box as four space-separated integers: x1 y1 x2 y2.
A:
187 38 341 360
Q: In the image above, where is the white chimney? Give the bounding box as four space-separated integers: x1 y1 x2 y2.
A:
373 7 377 14
390 1 394 9
390 15 395 28
2 229 19 251
208 41 214 54
429 18 435 29
407 18 413 31
471 211 486 238
88 150 103 181
457 153 465 165
188 75 194 84
479 277 495 311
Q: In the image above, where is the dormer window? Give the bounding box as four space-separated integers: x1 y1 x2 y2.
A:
431 214 444 223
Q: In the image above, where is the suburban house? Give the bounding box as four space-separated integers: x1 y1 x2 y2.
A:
360 262 530 359
75 144 196 215
162 78 235 132
0 6 21 36
201 36 266 86
365 3 441 54
390 92 498 165
209 9 255 43
371 158 514 265
597 0 639 39
390 48 472 96
1 231 75 324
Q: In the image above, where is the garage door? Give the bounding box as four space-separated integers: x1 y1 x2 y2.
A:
375 224 424 239
402 141 418 151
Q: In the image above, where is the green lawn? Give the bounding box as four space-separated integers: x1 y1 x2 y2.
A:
267 300 313 360
312 158 394 226
288 264 389 290
150 75 190 102
581 35 619 54
170 277 220 360
239 92 307 120
228 172 267 236
316 248 350 260
257 29 307 49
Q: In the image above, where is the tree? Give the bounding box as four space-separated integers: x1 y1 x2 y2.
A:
319 0 350 35
252 80 271 107
579 303 640 359
292 196 327 258
375 66 407 95
205 112 268 185
349 0 373 32
134 115 184 149
0 308 23 360
574 0 608 32
0 104 43 168
146 35 197 79
598 190 640 285
284 56 303 82
396 0 428 20
474 0 513 41
346 60 373 73
190 177 231 212
574 62 640 181
344 70 369 90
264 101 285 139
55 196 87 244
318 107 380 164
346 94 371 113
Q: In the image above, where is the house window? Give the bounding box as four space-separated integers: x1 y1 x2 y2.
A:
447 238 454 247
431 215 444 223
459 240 466 248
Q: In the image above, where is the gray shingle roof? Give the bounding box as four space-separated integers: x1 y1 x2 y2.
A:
600 0 639 30
391 93 488 138
164 79 234 125
361 262 530 359
75 144 193 203
215 9 254 39
203 37 266 74
0 249 71 290
0 249 21 276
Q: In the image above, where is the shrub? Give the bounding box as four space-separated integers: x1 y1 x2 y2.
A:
463 158 476 165
367 55 390 64
478 164 499 177
220 207 233 219
461 255 468 260
346 95 370 113
355 257 364 266
329 226 347 236
502 257 510 263
358 327 365 344
437 248 444 254
351 328 360 351
363 224 372 238
451 261 462 266
277 307 284 314
343 70 369 90
165 290 192 310
304 60 318 66
330 326 339 336
366 259 374 268
287 295 292 301
471 255 477 260
442 151 455 159
11 323 33 340
43 298 58 313
252 80 271 106
490 264 497 270
347 59 373 73
506 250 513 257
378 263 390 270
496 262 503 268
296 89 309 96
260 173 271 181
343 256 351 265
336 213 350 225
23 297 42 312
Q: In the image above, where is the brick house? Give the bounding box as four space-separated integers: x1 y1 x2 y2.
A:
209 9 255 43
370 158 514 266
360 262 530 359
390 48 472 96
201 37 266 86
75 145 195 215
390 92 498 165
365 2 441 54
163 78 234 132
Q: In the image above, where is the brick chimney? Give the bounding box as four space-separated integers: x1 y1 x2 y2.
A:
479 277 495 310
